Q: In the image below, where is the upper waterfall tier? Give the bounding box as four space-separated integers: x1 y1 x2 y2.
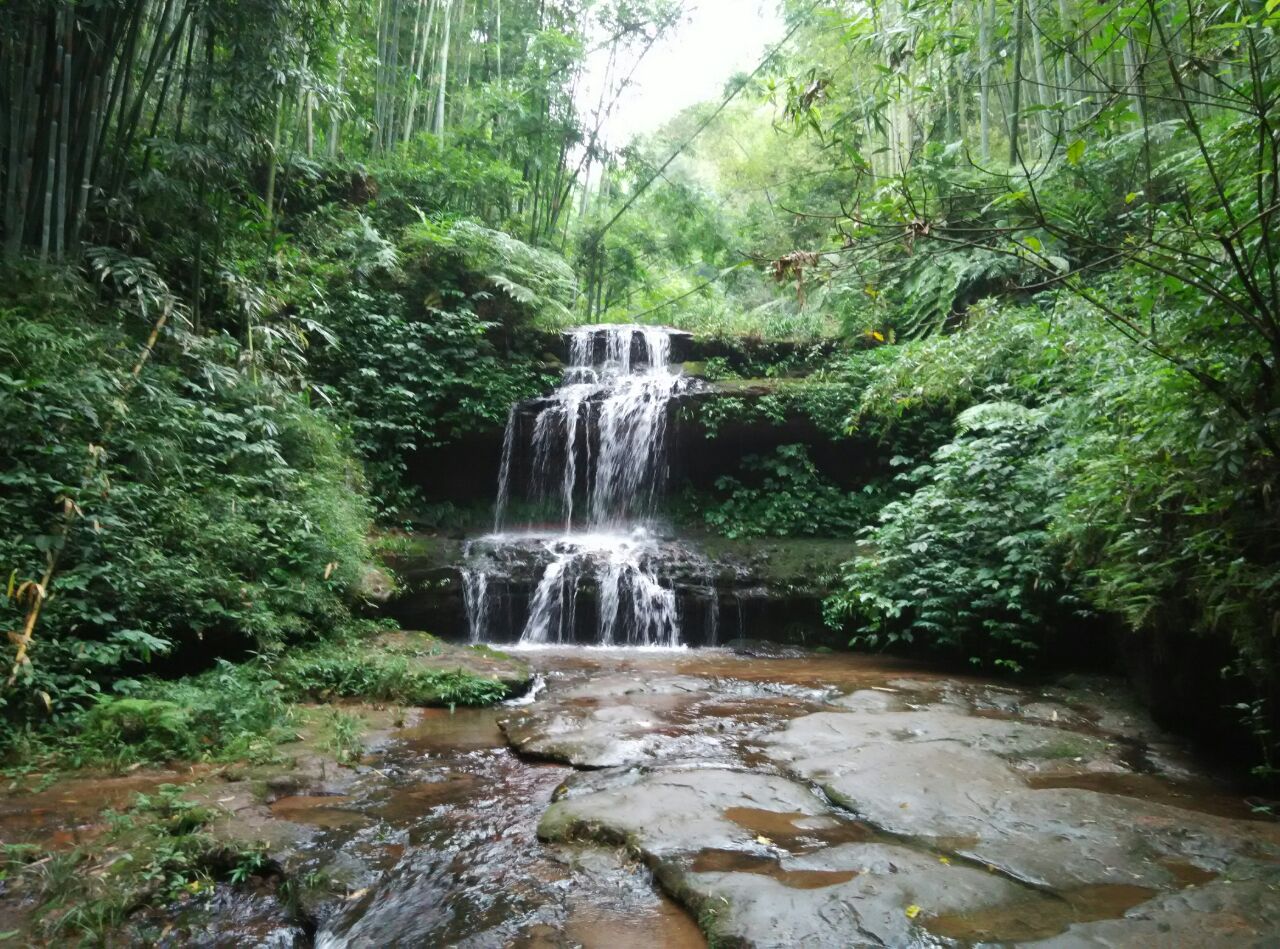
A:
494 325 692 532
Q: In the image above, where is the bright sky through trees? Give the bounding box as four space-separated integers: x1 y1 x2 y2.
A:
582 0 783 147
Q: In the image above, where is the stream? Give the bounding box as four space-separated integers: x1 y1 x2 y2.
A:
231 646 1277 947
299 325 1280 946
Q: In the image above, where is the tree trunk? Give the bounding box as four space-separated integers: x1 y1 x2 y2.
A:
1009 0 1027 164
979 0 992 161
433 0 454 142
264 85 284 227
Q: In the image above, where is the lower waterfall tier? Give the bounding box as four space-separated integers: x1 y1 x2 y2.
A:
464 530 701 647
380 534 852 649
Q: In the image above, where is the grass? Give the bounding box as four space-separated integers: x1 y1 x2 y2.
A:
1 623 515 774
276 639 512 708
6 785 273 946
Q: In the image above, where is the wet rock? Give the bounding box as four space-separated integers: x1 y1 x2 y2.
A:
538 766 828 857
766 708 1118 763
1023 876 1280 948
833 689 906 713
557 673 712 701
974 688 1023 714
722 639 809 659
539 765 1072 948
502 703 727 768
150 889 310 948
659 842 1042 949
501 675 722 768
358 565 396 603
763 711 1280 891
1019 702 1088 728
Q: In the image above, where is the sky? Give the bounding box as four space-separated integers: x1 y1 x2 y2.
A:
582 0 784 149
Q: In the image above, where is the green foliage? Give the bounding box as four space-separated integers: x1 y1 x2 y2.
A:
682 380 863 441
3 660 288 769
12 784 270 945
0 281 373 728
275 635 512 708
827 402 1081 670
306 218 566 516
442 221 577 327
702 445 873 539
79 662 289 766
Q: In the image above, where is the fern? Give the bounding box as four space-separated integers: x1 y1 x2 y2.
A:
447 220 577 324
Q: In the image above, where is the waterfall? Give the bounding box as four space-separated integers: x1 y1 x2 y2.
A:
464 325 697 647
461 567 490 644
494 324 682 532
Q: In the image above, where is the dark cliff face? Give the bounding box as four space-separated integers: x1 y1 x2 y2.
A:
404 328 876 505
378 534 854 649
407 384 881 505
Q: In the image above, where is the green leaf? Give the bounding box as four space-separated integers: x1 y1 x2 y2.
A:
1066 139 1086 165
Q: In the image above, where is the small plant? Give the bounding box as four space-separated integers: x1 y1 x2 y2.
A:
702 444 872 539
15 784 270 944
322 710 365 765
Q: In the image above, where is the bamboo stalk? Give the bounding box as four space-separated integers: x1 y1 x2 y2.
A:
1009 0 1027 164
41 111 57 261
264 85 285 227
404 0 439 143
56 49 70 260
434 0 454 141
979 0 992 161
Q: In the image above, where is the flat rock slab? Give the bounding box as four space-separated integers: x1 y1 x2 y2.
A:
499 673 822 768
539 766 829 855
540 766 1081 948
763 709 1280 892
504 652 1280 946
659 842 1050 948
1023 877 1280 948
500 674 718 767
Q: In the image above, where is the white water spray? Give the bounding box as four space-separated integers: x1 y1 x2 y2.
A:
467 325 693 646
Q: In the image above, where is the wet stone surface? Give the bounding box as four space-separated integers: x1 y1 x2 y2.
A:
512 649 1280 948
6 647 1280 947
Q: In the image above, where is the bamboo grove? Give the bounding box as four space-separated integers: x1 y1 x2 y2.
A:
762 0 1280 455
0 0 679 279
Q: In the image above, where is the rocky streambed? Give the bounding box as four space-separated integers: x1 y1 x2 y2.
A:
8 646 1280 947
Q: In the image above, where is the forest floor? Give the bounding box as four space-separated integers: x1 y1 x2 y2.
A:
0 637 531 945
6 644 1278 946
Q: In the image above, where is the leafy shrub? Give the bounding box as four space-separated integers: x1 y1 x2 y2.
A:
702 444 873 538
826 402 1084 670
54 661 288 767
80 700 198 762
0 278 373 728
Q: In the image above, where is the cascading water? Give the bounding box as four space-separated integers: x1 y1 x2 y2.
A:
464 325 696 647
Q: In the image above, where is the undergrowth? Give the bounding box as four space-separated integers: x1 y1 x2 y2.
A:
4 784 271 946
2 624 513 771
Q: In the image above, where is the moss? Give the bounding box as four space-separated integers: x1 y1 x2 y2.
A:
469 643 514 661
688 535 856 590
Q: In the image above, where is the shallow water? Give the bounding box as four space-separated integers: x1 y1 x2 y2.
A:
7 646 1277 947
298 648 1275 947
